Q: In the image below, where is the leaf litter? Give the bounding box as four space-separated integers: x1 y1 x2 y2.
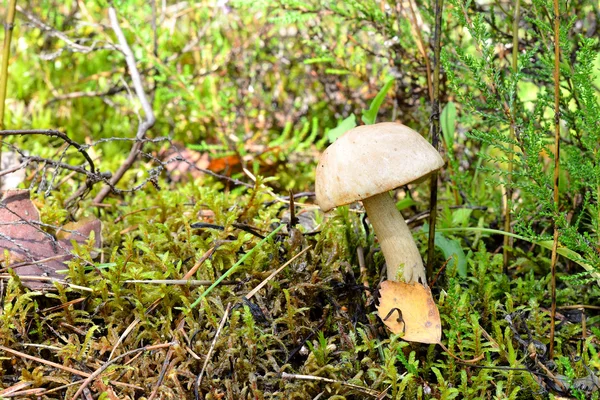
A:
0 189 101 289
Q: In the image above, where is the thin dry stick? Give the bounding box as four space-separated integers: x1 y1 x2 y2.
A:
125 279 239 286
108 317 140 361
196 303 232 388
503 0 521 273
182 247 216 279
0 345 143 391
280 372 380 398
1 388 45 398
0 0 18 187
245 245 312 300
94 7 156 203
0 382 32 397
147 318 185 400
0 275 99 293
0 345 90 377
36 381 88 397
404 0 433 102
147 347 174 400
0 130 96 172
426 0 444 279
549 0 562 359
70 342 174 400
559 304 600 310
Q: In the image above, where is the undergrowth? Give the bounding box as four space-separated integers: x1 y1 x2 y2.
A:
1 0 600 399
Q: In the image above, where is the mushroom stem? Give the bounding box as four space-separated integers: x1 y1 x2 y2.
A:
362 192 427 285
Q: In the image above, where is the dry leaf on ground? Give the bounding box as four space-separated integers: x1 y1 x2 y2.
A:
159 144 210 182
0 190 102 289
376 280 442 344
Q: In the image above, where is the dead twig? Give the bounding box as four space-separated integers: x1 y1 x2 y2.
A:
16 5 117 58
46 85 128 104
0 344 143 393
94 7 156 203
0 129 96 173
0 388 45 398
124 279 239 286
0 382 33 398
182 247 217 279
428 256 451 287
147 347 174 400
70 342 174 400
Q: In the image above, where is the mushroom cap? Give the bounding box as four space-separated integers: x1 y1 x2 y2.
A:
316 122 444 212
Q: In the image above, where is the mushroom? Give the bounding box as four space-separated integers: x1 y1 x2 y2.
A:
315 122 444 285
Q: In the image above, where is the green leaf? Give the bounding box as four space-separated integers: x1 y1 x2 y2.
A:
325 68 350 75
435 232 467 277
440 101 457 150
436 227 600 284
304 57 335 64
327 114 357 142
361 77 395 125
451 208 472 227
395 197 417 211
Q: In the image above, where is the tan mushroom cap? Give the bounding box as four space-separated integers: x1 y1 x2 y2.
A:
316 122 444 212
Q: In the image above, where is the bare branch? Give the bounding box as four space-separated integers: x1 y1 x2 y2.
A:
0 129 95 173
16 5 117 58
93 7 157 204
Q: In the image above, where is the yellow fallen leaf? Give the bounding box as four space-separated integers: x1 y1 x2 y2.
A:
376 280 442 344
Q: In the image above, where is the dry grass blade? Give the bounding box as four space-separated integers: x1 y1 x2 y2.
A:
437 342 485 363
503 0 521 273
124 279 238 286
108 298 161 361
245 245 312 300
280 372 381 398
195 303 232 390
0 275 99 293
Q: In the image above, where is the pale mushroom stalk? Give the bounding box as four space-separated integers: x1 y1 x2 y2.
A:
362 192 425 284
